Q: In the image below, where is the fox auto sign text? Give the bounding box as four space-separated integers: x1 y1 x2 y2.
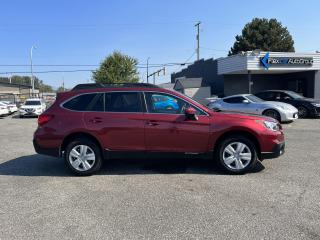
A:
260 52 313 69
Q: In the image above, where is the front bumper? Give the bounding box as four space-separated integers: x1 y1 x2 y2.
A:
310 106 320 117
0 109 9 116
280 110 298 122
261 142 285 160
19 109 42 116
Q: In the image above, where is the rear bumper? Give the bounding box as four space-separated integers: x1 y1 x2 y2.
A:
261 142 285 160
33 139 60 157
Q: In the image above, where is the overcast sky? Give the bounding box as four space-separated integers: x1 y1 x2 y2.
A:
0 0 319 89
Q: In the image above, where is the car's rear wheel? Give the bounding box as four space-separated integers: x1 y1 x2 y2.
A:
263 109 281 122
297 106 308 118
215 136 258 174
65 138 102 176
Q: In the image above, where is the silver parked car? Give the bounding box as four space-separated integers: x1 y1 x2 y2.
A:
208 94 298 122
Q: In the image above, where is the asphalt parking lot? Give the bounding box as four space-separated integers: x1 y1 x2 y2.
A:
0 116 319 239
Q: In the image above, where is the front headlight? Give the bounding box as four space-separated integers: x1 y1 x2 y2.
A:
311 103 320 107
263 121 280 132
256 120 280 132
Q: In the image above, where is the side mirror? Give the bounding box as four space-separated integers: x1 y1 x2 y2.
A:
243 99 250 104
185 107 198 121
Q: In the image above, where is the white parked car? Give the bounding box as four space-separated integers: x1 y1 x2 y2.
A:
0 101 18 113
0 102 9 116
19 98 46 117
208 94 298 122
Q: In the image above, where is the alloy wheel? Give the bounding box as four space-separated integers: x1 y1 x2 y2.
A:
297 106 307 118
222 142 252 170
68 145 96 172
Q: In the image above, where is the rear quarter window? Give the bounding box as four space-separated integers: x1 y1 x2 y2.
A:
63 93 104 111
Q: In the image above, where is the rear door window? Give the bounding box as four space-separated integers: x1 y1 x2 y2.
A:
105 92 142 112
63 93 104 111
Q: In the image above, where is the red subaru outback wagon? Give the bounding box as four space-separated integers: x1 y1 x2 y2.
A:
33 83 285 175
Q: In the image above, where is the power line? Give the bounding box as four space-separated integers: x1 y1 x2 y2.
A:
200 47 229 52
0 70 94 74
0 62 193 67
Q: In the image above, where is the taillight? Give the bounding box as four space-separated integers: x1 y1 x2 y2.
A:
38 114 54 126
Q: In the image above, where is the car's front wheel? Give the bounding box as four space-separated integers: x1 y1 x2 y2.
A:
215 136 258 174
297 106 308 118
65 138 103 176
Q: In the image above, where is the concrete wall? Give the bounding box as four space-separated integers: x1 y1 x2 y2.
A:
171 59 224 96
224 71 317 97
282 71 316 97
184 87 211 105
314 71 320 99
251 74 284 94
223 75 249 96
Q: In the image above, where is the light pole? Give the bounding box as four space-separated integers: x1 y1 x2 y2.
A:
30 45 37 96
146 57 150 83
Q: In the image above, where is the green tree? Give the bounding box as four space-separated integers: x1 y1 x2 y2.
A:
229 18 295 55
92 51 139 84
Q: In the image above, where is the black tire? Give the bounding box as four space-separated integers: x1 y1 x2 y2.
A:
215 135 258 174
263 109 281 122
65 138 103 176
297 106 308 118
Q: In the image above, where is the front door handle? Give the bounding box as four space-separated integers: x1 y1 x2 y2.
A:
147 120 159 126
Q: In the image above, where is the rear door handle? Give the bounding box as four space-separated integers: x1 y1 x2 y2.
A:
89 117 103 123
147 120 159 126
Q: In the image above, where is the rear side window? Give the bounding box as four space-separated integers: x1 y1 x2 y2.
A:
223 97 245 103
105 92 142 112
63 93 104 111
256 92 275 101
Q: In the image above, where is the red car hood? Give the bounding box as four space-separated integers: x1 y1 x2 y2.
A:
209 110 276 122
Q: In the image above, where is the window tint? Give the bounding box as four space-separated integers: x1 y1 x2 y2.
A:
87 93 104 111
280 93 292 100
223 97 245 104
63 93 103 111
145 92 203 115
256 92 275 100
105 92 142 112
25 101 41 105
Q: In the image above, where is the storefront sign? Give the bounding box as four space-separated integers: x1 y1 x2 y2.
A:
261 52 313 69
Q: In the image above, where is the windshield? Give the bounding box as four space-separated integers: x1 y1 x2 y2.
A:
286 91 304 99
246 95 264 102
25 101 41 106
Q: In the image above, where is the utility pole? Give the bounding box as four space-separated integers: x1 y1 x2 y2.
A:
146 57 150 83
195 21 201 61
147 67 165 85
30 45 37 96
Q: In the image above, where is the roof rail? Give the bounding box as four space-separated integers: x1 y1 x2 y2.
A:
71 83 161 91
